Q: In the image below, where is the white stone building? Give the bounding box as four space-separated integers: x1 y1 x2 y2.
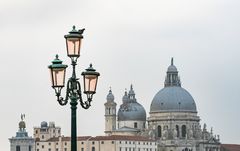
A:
9 114 35 151
33 122 156 151
34 121 61 142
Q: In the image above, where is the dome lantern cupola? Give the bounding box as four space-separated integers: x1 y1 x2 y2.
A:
164 58 181 87
128 84 136 102
122 89 129 103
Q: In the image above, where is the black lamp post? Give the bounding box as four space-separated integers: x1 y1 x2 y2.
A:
48 26 100 151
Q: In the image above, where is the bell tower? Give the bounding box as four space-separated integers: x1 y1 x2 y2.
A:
104 88 117 135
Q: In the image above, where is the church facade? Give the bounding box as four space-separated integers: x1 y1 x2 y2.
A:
104 58 221 151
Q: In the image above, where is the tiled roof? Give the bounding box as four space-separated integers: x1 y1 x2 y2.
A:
89 135 156 142
46 136 92 142
37 135 155 142
221 144 240 151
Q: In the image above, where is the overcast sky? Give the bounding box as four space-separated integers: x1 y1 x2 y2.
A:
1 0 240 150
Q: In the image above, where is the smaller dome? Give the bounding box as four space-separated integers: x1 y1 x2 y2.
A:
41 121 48 128
118 102 146 121
106 89 114 101
118 85 146 121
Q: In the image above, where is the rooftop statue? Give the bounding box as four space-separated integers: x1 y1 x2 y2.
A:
19 114 26 131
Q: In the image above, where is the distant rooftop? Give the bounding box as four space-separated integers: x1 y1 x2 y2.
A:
42 135 156 142
221 144 240 151
91 135 155 142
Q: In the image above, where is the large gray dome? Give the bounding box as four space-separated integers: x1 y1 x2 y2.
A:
118 102 146 121
150 86 197 113
150 58 197 113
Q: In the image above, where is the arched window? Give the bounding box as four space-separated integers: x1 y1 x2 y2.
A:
176 125 179 137
92 147 95 151
182 125 186 138
157 125 162 137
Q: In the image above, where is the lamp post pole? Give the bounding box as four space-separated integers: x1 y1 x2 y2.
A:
69 59 77 151
48 26 100 151
71 95 77 151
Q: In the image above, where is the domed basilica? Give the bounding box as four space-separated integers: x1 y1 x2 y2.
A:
104 58 221 151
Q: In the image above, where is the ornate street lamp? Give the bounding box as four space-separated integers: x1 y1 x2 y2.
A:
48 26 100 151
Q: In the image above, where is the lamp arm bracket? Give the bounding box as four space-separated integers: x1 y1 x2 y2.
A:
76 81 92 109
56 80 71 106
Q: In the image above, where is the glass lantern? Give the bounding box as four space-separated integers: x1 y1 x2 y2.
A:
48 55 68 88
81 64 100 94
64 26 85 58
